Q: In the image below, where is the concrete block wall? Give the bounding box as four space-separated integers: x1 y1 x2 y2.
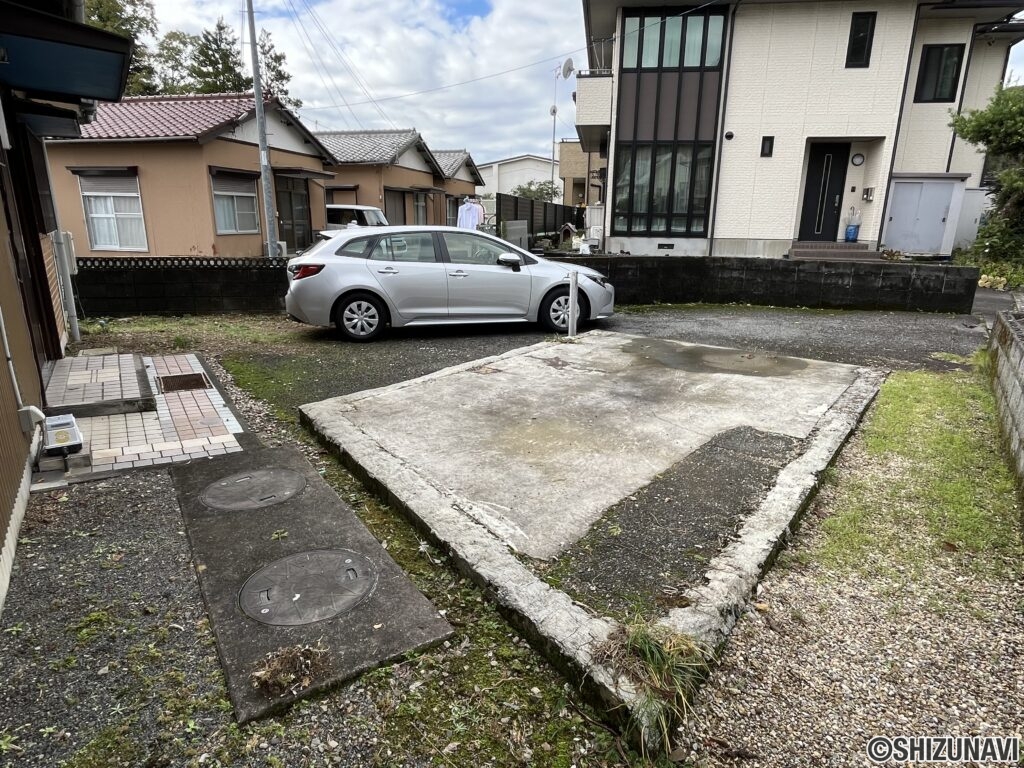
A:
552 255 977 313
989 312 1024 494
75 256 288 316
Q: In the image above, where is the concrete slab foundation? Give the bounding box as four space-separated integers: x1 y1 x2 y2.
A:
171 446 452 723
300 331 882 730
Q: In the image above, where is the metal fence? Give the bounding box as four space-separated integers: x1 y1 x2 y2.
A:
495 194 584 242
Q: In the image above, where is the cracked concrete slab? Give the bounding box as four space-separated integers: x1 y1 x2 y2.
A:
300 331 882 730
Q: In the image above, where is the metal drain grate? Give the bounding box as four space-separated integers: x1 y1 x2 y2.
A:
158 372 210 392
238 550 378 626
201 469 307 511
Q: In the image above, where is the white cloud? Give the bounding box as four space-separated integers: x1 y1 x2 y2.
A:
148 0 587 162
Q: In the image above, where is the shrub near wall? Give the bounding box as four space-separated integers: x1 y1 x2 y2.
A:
550 255 978 313
75 256 289 316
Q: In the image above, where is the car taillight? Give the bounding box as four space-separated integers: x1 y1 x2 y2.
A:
290 264 324 280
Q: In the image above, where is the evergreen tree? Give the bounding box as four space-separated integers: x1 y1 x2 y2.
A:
258 29 302 109
155 30 199 94
189 17 252 94
85 0 159 95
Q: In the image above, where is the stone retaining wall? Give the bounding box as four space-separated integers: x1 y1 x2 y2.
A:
989 311 1024 494
550 255 978 313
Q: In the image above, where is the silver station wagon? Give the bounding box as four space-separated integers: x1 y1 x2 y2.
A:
285 226 615 342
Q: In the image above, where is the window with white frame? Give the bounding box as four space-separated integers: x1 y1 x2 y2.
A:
79 175 147 251
211 173 260 234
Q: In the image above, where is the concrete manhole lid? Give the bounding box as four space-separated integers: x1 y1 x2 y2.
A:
201 469 306 511
238 549 378 626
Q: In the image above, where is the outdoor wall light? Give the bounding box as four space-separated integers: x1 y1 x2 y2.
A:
725 131 735 140
851 153 866 166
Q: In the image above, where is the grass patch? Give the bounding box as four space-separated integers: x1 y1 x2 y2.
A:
816 367 1022 573
596 619 711 761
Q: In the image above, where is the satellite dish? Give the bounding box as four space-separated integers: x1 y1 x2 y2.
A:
549 105 558 116
561 58 575 79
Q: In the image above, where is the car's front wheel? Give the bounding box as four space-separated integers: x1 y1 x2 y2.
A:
335 292 386 342
540 287 588 333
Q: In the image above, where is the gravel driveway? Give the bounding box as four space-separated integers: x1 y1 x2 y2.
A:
1 292 1017 767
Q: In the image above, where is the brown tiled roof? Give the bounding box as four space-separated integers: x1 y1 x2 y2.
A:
79 93 257 140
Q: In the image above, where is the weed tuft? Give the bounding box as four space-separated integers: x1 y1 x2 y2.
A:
596 619 711 757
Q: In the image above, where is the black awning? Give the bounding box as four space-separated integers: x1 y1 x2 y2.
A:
209 166 260 178
67 166 138 176
272 166 335 180
15 98 81 138
0 1 132 103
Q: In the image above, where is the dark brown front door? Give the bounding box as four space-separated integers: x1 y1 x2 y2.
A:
798 143 850 242
384 189 406 225
275 176 311 253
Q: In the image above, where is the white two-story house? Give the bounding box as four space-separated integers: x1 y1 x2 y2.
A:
575 0 1023 257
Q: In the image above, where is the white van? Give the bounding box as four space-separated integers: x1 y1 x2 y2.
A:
325 204 388 229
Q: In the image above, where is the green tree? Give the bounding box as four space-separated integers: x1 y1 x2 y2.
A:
258 29 302 109
951 86 1024 273
155 30 199 94
189 17 252 94
85 0 159 95
510 180 561 202
951 85 1024 223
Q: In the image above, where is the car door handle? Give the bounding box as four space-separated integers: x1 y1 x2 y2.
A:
448 270 468 278
377 266 399 274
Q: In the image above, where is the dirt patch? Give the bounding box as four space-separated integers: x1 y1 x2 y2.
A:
542 427 802 619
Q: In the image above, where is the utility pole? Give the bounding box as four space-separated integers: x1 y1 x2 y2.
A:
245 0 279 258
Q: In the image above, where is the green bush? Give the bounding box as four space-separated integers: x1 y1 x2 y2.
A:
955 212 1024 288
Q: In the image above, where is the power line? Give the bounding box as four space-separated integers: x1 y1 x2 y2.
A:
298 0 396 127
295 0 725 113
283 0 362 128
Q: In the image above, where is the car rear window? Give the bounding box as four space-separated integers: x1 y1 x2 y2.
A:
335 237 373 257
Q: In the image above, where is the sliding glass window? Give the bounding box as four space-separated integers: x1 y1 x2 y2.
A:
613 8 725 237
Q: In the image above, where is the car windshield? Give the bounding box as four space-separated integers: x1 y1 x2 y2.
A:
362 209 387 226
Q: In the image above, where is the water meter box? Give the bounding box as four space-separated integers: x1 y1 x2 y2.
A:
43 414 84 456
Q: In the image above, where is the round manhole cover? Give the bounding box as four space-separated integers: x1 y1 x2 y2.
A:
200 468 306 511
238 549 377 626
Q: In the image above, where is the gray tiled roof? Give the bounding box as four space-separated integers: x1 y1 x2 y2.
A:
432 150 470 178
315 129 421 165
80 93 256 140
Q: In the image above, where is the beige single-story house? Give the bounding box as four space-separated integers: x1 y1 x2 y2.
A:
46 93 335 257
315 130 482 226
433 150 487 224
558 139 607 207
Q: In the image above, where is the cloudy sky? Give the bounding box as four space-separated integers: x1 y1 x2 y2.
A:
147 0 1023 164
149 0 588 164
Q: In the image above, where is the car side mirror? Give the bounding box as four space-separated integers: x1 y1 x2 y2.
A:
498 253 523 272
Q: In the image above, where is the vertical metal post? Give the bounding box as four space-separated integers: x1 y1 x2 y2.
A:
568 270 579 337
245 0 279 258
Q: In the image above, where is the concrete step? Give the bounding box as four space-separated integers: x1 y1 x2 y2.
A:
793 241 870 250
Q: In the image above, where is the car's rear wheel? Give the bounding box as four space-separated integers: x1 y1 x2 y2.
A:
540 287 588 333
335 292 386 342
